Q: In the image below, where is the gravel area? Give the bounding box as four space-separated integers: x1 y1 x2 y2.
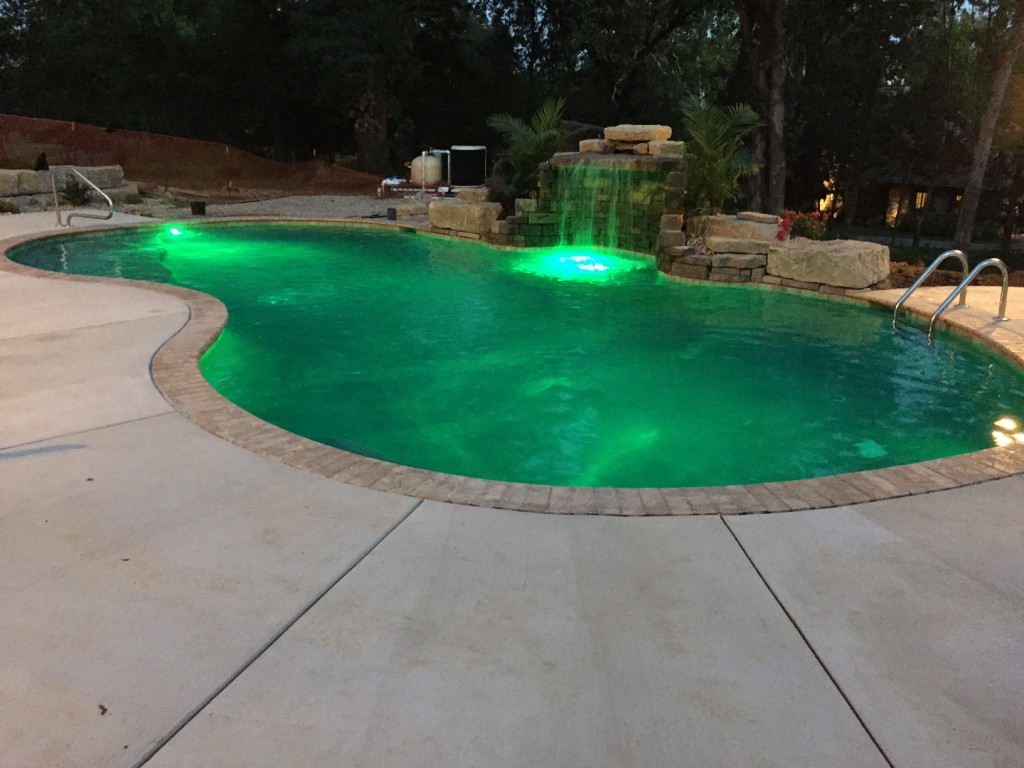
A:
120 193 397 221
205 194 393 219
115 193 436 230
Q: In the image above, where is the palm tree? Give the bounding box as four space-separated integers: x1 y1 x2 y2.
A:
680 97 761 215
487 98 570 206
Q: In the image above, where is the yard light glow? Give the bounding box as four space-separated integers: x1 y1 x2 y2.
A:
992 416 1024 447
993 430 1014 448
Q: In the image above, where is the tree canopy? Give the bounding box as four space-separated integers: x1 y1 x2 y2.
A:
2 0 1023 236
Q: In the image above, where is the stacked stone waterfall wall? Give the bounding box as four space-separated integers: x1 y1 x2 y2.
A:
496 165 668 252
425 120 891 293
486 124 686 252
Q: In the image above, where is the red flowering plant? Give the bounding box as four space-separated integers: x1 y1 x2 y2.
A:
776 210 828 241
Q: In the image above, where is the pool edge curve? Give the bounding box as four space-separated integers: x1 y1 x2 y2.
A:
4 218 1024 516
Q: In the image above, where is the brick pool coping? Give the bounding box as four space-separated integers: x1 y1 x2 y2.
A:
4 218 1024 516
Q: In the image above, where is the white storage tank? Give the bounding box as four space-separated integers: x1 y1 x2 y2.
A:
410 152 443 186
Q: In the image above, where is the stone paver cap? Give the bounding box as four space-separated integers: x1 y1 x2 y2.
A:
605 124 672 142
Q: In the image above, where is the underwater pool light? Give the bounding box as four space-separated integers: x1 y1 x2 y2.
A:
511 246 648 281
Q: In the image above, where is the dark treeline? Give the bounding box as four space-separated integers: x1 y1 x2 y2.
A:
1 0 1023 232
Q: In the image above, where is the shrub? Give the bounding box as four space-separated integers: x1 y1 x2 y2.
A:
488 98 571 207
123 192 143 205
895 210 957 238
972 219 1001 242
777 210 827 240
0 200 19 214
62 176 92 205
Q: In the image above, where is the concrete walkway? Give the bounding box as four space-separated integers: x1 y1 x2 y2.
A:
2 212 1023 768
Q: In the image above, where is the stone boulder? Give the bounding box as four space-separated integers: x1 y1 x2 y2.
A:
0 170 20 197
688 213 778 241
514 198 537 215
16 170 49 195
52 165 125 190
428 200 503 236
579 139 614 153
648 140 685 156
604 124 672 142
768 239 890 289
736 211 778 225
455 186 490 202
549 152 683 172
704 236 772 255
711 253 767 269
0 166 128 199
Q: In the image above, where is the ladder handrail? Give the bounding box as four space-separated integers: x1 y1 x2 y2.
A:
892 249 969 330
50 172 63 227
928 257 1010 342
57 167 114 227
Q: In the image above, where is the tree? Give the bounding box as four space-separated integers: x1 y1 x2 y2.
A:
469 0 732 126
287 0 476 172
778 0 954 224
560 0 726 121
473 0 555 85
735 0 786 213
955 0 1024 249
0 0 199 131
0 0 33 77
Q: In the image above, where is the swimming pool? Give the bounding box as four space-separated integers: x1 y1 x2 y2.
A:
10 221 1024 488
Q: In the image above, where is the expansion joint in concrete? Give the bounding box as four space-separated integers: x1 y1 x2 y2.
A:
131 497 425 768
0 411 174 454
719 515 896 768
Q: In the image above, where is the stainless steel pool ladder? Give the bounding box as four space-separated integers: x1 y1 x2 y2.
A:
892 249 969 331
927 258 1009 342
51 167 114 227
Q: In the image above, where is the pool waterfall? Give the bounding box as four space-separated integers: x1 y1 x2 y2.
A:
496 151 685 254
548 164 669 252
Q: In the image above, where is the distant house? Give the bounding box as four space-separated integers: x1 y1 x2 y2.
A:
859 159 1020 238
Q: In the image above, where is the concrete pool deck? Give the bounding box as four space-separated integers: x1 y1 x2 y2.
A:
2 210 1023 767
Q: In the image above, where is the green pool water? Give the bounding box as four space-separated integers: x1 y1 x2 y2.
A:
11 221 1024 487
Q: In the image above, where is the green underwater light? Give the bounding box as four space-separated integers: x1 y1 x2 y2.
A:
161 223 190 239
511 246 650 281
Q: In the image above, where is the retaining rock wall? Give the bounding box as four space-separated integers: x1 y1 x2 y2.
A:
658 213 891 294
0 165 136 211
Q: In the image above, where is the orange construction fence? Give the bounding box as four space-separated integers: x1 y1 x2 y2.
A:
0 113 381 196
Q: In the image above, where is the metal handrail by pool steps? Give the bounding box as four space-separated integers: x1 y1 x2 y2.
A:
893 249 969 330
55 167 114 227
929 257 1010 342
